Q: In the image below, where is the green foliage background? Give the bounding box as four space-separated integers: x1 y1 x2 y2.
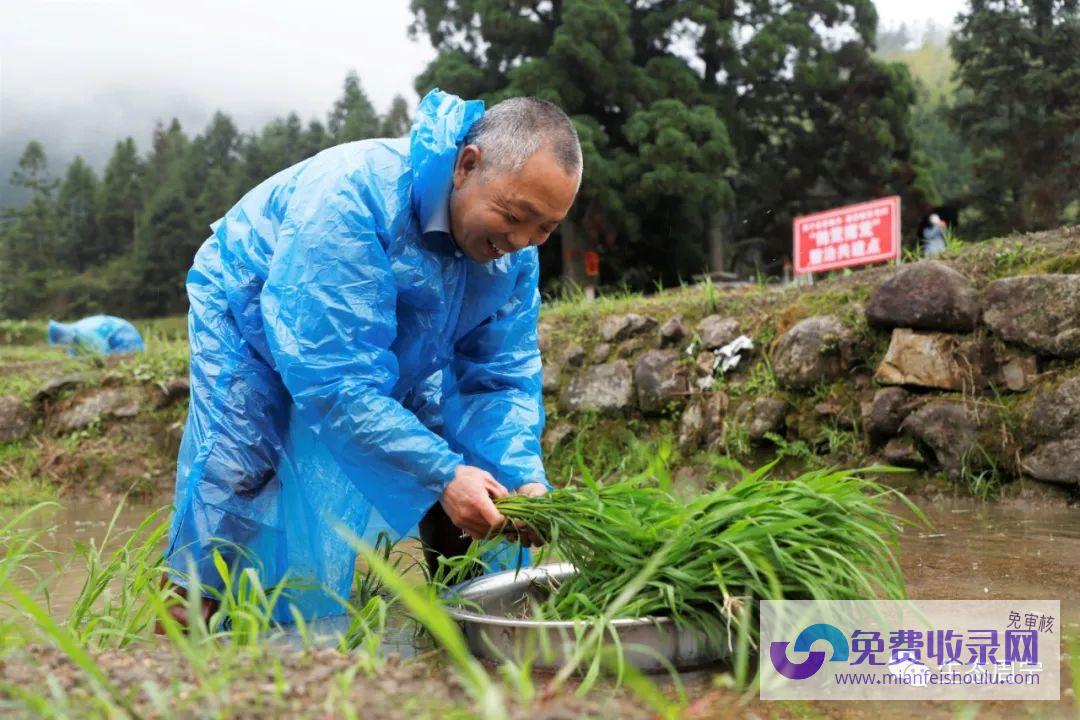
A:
0 0 1077 319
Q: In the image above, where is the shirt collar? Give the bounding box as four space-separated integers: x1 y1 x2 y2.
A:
419 172 464 255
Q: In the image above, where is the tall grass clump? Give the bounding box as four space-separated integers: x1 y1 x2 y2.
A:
496 463 923 647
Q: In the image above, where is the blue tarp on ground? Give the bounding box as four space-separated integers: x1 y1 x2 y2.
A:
165 89 548 621
47 315 145 355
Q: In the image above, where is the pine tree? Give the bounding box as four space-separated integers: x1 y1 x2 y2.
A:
950 0 1080 236
410 0 926 286
56 156 100 272
134 119 200 315
328 71 381 143
0 142 61 316
188 112 241 231
97 138 144 259
381 95 412 137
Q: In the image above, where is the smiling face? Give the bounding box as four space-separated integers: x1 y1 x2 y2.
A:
449 144 580 263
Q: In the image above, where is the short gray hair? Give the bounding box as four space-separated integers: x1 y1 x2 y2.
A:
463 97 582 181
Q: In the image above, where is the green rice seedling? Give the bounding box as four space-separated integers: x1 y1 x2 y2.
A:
547 533 681 696
497 463 924 654
335 593 392 659
205 549 292 646
0 503 56 592
339 526 507 720
67 500 172 648
703 274 719 313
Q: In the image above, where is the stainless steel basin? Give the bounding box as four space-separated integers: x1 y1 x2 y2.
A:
442 562 727 671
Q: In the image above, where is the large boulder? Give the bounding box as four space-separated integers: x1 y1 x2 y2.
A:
541 362 561 395
874 330 980 391
773 315 853 390
659 316 688 347
599 313 657 343
735 397 788 442
983 275 1080 357
33 372 93 403
899 401 981 479
696 315 740 350
882 437 926 468
154 378 191 408
1026 376 1080 441
617 337 649 359
47 387 147 434
862 387 918 441
678 392 728 449
678 401 707 449
0 396 34 442
537 322 553 352
560 344 586 368
589 343 611 364
1022 439 1080 486
558 361 634 416
865 261 979 332
634 349 690 414
542 422 575 453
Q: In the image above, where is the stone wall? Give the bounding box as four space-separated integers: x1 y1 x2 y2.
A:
540 243 1080 498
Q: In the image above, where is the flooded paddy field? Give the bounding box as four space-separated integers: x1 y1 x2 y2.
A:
2 491 1076 719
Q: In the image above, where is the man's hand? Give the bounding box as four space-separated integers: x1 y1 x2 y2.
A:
154 573 217 636
440 465 509 540
516 482 548 498
504 482 548 547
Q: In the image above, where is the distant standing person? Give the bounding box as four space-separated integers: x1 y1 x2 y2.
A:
921 213 948 256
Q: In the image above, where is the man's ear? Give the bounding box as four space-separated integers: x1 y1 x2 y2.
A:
453 144 482 190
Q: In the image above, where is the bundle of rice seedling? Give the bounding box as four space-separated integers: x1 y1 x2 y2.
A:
496 464 921 641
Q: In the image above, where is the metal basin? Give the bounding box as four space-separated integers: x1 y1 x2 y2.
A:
443 562 727 671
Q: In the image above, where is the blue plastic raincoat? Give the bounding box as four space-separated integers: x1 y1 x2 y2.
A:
48 315 145 355
166 89 549 620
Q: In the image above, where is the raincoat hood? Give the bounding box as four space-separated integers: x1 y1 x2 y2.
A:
409 89 485 236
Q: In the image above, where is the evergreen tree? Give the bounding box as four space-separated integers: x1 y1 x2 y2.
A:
134 171 195 316
302 120 332 159
56 156 100 272
950 0 1080 236
234 113 310 196
0 142 60 316
134 119 199 315
145 119 189 187
188 112 241 230
328 71 381 143
381 95 412 137
97 137 144 259
410 0 927 286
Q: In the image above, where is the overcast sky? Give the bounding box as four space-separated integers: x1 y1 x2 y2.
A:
0 0 966 205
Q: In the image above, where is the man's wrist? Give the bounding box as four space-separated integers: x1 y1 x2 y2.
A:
432 456 466 499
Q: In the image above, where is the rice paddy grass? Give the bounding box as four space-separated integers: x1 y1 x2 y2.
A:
497 463 926 645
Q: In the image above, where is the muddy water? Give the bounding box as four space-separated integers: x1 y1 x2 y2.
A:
900 499 1080 625
5 495 1079 642
2 497 170 615
10 495 1078 616
0 497 429 654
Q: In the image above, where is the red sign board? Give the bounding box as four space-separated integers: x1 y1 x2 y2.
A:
583 251 600 277
793 196 900 275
